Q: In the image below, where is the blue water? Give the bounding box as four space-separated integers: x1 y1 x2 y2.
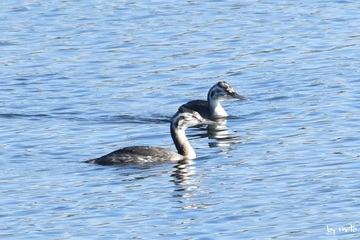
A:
1 0 360 239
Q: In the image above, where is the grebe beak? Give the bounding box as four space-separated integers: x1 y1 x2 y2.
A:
231 92 248 100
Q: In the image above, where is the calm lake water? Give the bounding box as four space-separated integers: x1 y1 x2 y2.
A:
1 0 360 239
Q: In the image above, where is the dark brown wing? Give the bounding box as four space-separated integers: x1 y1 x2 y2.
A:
86 146 182 165
180 100 210 119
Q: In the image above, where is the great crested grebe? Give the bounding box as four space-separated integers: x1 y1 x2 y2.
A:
86 107 217 165
180 81 247 119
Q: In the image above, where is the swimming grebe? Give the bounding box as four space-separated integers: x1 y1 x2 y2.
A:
180 81 247 119
86 107 217 165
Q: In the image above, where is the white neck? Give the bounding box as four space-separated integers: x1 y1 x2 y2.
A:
171 127 196 159
208 98 227 118
207 86 228 118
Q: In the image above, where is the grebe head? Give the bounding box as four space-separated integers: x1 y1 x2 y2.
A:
209 81 248 102
173 107 217 130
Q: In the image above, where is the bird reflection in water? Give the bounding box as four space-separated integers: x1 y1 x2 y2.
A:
207 117 243 148
170 159 199 198
171 159 195 185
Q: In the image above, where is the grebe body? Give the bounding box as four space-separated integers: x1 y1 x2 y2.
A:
86 107 216 165
181 81 247 119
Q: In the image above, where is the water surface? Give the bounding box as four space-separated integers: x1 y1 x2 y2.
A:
1 0 360 239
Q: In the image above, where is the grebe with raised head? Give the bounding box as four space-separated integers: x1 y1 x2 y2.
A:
181 81 247 119
86 107 217 165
